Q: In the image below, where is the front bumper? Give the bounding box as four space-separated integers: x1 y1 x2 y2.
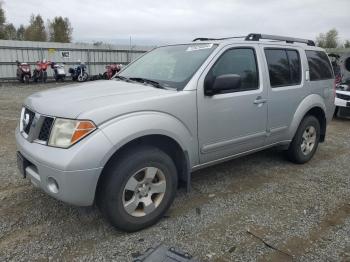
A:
335 97 350 117
15 127 112 206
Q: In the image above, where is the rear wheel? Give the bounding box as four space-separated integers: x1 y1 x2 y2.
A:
287 115 320 164
97 146 178 232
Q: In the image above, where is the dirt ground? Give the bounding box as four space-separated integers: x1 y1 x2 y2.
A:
0 82 349 261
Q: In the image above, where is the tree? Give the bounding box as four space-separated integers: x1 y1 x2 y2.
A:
316 28 339 48
0 2 4 25
48 16 72 43
16 24 25 40
4 23 16 39
0 2 7 39
345 40 350 48
24 14 47 41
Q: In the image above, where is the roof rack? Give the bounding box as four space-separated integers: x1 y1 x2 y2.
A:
192 33 316 46
245 33 315 46
192 36 245 42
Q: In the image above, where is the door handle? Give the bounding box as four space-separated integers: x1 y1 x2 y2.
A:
253 97 267 105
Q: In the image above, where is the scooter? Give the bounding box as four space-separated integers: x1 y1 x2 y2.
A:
33 60 51 83
51 62 66 82
103 64 122 80
69 62 89 82
16 61 31 84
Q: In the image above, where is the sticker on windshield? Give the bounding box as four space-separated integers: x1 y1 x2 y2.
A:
186 44 213 52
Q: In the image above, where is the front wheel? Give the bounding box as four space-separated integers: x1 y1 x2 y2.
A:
24 75 29 84
287 115 320 164
43 71 47 83
78 72 88 82
97 146 178 232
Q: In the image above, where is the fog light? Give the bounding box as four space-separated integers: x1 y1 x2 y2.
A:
47 177 59 194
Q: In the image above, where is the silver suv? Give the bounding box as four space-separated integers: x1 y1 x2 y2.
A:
16 34 335 231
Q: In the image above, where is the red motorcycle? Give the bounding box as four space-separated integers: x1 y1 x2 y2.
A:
33 60 51 83
103 64 122 80
16 61 31 84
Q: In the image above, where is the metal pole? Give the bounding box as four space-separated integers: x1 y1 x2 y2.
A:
129 36 132 63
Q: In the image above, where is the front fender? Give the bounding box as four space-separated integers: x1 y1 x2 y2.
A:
288 94 326 139
99 111 198 168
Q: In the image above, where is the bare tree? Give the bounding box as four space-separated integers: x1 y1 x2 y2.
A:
4 23 16 39
344 40 350 48
316 28 339 48
16 24 25 40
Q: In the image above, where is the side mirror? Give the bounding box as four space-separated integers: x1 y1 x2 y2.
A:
205 74 241 95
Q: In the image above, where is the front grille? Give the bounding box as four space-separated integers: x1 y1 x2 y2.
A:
20 107 55 144
336 93 350 101
23 108 35 134
38 117 54 141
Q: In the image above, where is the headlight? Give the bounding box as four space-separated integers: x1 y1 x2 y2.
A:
48 118 96 148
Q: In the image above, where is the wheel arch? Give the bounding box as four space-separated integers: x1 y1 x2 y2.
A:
289 94 327 142
95 134 191 203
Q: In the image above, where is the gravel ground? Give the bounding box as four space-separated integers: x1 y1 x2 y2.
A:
0 82 349 261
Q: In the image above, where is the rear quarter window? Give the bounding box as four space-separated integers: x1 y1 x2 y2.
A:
305 50 333 81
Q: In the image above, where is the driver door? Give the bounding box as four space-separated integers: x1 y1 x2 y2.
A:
197 45 268 164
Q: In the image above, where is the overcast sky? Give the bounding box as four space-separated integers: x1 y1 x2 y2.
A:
2 0 350 45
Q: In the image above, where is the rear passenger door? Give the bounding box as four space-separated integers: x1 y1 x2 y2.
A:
263 46 306 144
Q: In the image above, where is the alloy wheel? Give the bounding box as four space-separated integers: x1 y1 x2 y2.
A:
300 126 316 155
122 167 166 217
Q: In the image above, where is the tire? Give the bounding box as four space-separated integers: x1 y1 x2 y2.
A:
287 115 320 164
77 74 84 82
24 75 29 84
334 107 339 118
43 72 47 83
33 71 38 83
97 146 178 232
83 72 88 81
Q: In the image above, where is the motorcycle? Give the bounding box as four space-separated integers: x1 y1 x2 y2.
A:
51 62 66 82
16 61 31 84
103 63 122 80
33 60 51 83
69 62 89 82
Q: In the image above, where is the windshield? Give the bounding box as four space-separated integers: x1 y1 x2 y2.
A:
119 44 217 90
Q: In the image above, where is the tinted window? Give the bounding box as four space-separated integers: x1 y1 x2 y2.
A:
265 49 302 87
287 50 301 84
208 48 259 92
306 51 333 81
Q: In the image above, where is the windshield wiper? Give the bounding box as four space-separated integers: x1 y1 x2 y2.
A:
129 77 165 89
113 75 130 82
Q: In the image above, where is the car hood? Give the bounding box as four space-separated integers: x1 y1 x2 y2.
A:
24 80 177 123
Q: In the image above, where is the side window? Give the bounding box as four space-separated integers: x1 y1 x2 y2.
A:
264 49 302 87
208 48 259 92
287 50 301 85
305 50 333 81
